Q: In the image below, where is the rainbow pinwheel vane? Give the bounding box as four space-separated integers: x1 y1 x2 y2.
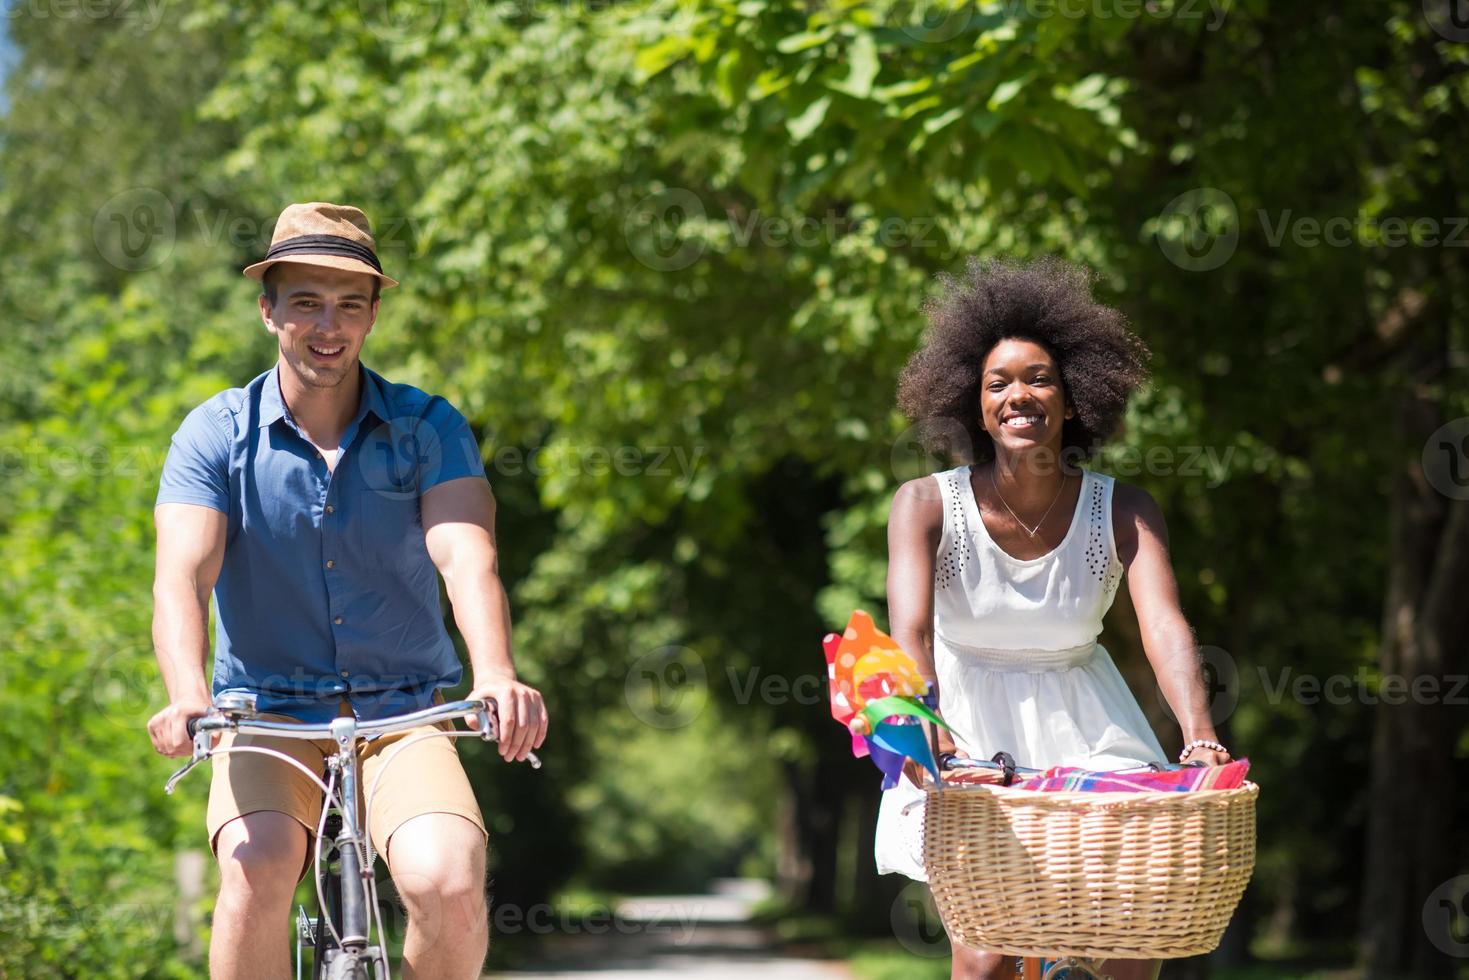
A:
822 610 949 790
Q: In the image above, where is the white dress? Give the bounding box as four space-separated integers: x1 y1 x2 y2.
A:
874 464 1168 881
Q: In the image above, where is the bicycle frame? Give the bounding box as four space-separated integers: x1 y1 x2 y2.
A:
166 696 541 980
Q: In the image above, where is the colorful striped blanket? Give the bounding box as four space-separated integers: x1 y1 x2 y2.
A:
944 758 1251 791
1014 758 1251 792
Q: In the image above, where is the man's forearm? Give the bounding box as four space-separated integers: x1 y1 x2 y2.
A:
152 579 212 703
444 560 516 681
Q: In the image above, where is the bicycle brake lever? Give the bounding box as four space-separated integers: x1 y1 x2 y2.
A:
473 701 544 770
164 723 220 794
164 755 205 795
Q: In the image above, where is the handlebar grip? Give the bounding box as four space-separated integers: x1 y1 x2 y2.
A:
186 716 200 738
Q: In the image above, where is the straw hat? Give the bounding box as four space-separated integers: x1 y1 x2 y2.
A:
243 202 399 289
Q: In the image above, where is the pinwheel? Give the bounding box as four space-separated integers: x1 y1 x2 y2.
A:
822 610 949 789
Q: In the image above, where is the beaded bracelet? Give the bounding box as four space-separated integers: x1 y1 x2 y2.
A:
1179 738 1228 763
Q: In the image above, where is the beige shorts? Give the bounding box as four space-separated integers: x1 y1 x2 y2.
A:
206 693 486 880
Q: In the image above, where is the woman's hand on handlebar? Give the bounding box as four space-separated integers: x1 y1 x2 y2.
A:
902 722 965 787
147 696 217 758
1183 746 1232 767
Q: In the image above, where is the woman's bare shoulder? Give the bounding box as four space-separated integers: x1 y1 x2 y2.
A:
891 474 946 529
1108 476 1168 555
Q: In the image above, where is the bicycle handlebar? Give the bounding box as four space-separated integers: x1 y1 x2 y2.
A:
185 698 497 740
941 751 1205 777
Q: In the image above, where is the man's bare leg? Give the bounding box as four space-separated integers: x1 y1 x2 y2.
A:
210 811 307 980
388 812 489 980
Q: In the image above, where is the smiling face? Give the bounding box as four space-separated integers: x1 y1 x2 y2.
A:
259 262 379 390
978 337 1074 459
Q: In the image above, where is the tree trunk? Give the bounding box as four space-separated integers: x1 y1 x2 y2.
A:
1358 318 1465 978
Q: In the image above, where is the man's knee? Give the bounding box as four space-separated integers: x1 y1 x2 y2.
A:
214 810 308 904
389 814 487 919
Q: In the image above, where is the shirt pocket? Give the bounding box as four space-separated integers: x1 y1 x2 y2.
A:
352 486 424 570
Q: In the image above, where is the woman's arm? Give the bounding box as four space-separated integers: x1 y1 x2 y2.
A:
1114 482 1231 765
886 476 954 774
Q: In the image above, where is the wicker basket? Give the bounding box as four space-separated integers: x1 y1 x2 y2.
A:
923 781 1258 960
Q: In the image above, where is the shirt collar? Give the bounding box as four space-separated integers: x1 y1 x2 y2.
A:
257 363 389 431
258 365 288 429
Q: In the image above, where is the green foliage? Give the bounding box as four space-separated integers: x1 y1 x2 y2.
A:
2 0 1466 975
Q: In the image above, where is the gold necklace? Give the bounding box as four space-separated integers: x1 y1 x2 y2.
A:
989 469 1070 538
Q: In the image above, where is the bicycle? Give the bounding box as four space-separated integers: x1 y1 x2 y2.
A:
932 750 1208 980
164 692 541 980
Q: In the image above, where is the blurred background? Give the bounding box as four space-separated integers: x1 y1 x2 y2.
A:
0 1 1466 978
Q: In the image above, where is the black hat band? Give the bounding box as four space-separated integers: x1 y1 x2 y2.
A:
263 234 384 273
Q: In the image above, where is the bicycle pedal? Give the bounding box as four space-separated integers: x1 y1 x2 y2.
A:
296 905 316 947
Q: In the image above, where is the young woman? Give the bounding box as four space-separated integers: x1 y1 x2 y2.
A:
877 256 1231 980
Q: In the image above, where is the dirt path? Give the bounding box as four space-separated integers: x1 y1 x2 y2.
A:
494 880 853 979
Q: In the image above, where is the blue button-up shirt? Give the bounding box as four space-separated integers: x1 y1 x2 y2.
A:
156 364 487 722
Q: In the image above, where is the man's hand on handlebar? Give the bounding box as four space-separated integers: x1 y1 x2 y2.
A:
147 695 217 758
466 672 548 763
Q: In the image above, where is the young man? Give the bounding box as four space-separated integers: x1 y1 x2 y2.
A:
146 202 547 980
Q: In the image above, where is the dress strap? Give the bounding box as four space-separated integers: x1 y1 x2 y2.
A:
933 467 974 589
